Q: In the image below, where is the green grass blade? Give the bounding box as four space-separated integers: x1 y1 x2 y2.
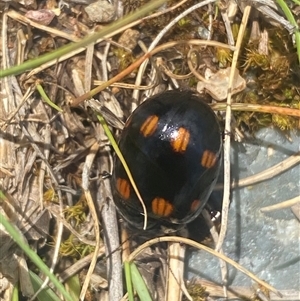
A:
65 274 81 301
130 262 153 301
275 0 300 63
124 261 134 301
29 271 62 301
0 212 74 301
36 83 63 112
0 0 166 78
12 285 19 301
96 112 148 229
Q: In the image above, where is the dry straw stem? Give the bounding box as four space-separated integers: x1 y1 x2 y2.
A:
72 40 234 106
84 44 95 92
80 189 101 301
128 236 282 297
93 80 156 91
1 86 35 130
58 248 105 283
80 143 101 301
211 103 300 118
187 49 210 83
260 195 300 212
214 5 252 295
165 242 189 301
157 57 193 80
6 10 81 42
132 0 218 104
216 4 252 250
1 0 167 78
193 279 299 300
215 151 300 190
98 147 124 301
7 0 186 79
16 127 65 301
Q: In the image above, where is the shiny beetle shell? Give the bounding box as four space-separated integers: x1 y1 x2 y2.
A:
112 90 222 229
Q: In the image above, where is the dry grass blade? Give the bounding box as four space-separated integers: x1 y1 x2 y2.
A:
165 243 194 301
191 279 299 300
1 0 299 300
71 141 101 300
215 5 252 296
72 39 235 106
215 151 300 190
128 236 282 297
211 103 300 117
7 10 81 42
260 195 300 212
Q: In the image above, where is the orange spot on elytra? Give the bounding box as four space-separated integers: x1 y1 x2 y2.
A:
116 178 130 200
201 150 217 168
140 115 159 137
151 197 174 217
190 199 201 212
171 127 190 153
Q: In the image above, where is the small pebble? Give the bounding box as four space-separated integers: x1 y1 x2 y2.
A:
85 0 115 23
25 9 55 25
118 29 140 50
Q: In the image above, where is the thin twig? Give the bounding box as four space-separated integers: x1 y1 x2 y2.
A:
260 195 300 212
215 151 300 190
6 10 81 42
22 125 65 301
80 143 101 301
84 43 95 92
128 236 282 297
132 0 218 103
13 0 181 79
72 39 234 106
211 103 300 117
215 5 252 295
